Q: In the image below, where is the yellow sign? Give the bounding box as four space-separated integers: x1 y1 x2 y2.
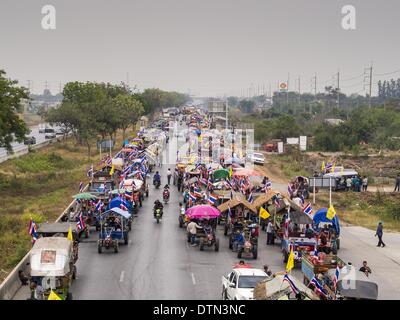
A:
259 207 270 220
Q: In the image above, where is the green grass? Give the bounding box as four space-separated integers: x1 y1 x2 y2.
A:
274 154 310 178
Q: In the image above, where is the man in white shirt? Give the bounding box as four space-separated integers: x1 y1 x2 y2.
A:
266 220 274 245
187 220 201 246
167 168 172 185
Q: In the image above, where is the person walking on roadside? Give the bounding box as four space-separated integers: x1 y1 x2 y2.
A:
187 220 201 246
394 174 400 192
167 168 172 185
362 176 368 192
375 221 386 247
266 219 274 245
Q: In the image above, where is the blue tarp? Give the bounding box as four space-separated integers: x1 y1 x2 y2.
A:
313 208 340 236
107 196 133 213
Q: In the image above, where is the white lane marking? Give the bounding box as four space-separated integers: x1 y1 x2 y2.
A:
191 273 196 285
120 270 125 282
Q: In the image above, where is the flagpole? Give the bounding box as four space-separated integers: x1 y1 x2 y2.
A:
329 177 332 206
313 177 316 205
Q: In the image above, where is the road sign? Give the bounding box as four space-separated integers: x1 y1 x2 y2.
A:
279 82 288 91
97 140 114 149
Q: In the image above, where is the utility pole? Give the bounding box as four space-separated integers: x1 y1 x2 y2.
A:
310 74 317 114
286 73 290 106
337 70 340 109
364 63 373 108
27 80 31 92
59 81 62 94
297 76 301 111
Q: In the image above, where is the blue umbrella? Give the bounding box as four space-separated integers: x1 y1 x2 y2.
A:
313 208 340 236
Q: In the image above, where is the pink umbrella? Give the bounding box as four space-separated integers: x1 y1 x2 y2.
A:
185 205 221 220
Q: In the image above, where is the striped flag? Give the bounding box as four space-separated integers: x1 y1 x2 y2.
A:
189 192 197 202
194 187 202 197
208 194 218 205
333 266 340 291
283 273 300 295
288 183 293 195
95 200 104 212
120 203 128 211
310 276 329 298
87 164 94 177
28 218 38 244
247 192 254 203
79 181 84 192
272 195 280 208
76 212 86 231
302 202 313 215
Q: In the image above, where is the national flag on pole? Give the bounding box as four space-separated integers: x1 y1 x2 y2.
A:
189 192 197 202
208 194 218 205
286 247 295 272
331 163 336 173
302 202 313 215
76 212 86 231
194 187 202 197
265 181 272 189
333 265 340 291
272 195 280 208
321 161 325 172
79 181 84 192
325 162 333 173
283 273 300 295
28 218 38 244
299 194 305 206
87 164 94 177
310 276 329 298
119 179 125 190
259 207 270 220
95 200 104 212
288 183 293 195
120 203 128 211
247 192 254 203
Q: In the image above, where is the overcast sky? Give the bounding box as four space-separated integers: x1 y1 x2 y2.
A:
1 0 399 97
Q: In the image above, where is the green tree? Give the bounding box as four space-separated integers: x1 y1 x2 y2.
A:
113 94 144 140
0 69 30 152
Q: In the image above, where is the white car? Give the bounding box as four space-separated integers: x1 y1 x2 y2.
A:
221 268 268 300
246 152 265 165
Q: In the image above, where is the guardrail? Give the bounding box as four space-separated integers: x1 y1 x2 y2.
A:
0 183 87 300
0 137 62 164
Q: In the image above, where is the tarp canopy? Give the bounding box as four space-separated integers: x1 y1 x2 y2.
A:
313 208 341 236
30 237 72 277
108 196 133 212
103 207 131 220
213 169 230 181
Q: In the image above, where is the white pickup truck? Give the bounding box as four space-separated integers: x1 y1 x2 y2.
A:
221 268 268 300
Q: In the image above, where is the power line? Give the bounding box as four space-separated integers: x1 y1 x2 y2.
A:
341 73 364 82
373 69 400 77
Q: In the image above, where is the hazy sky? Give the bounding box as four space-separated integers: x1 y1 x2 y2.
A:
1 0 399 96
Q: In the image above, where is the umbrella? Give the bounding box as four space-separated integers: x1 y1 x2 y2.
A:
72 192 99 200
213 169 230 181
124 179 143 190
185 205 221 220
110 188 126 195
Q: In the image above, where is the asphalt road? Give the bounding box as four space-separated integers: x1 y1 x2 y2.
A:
0 123 60 160
11 121 400 300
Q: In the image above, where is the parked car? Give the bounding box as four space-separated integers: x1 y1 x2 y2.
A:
24 136 36 145
45 133 56 139
246 152 265 165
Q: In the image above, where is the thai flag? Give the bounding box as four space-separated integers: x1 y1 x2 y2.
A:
273 195 280 208
194 187 202 197
28 218 38 244
310 276 328 298
105 157 112 167
87 164 93 177
208 194 218 205
123 165 132 176
299 194 305 206
200 178 208 187
283 274 300 295
325 162 333 172
247 193 254 203
303 202 312 215
265 181 272 189
120 203 128 211
119 180 124 189
189 192 197 202
288 183 293 195
76 212 86 231
333 266 340 290
95 200 104 212
79 181 84 192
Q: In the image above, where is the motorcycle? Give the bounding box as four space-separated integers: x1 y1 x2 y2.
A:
154 208 163 223
163 189 170 203
153 179 161 189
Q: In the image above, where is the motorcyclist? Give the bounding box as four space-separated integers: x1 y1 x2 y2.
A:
163 185 170 200
153 199 164 217
153 171 161 186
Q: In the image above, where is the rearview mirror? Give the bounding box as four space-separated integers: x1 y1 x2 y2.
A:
229 283 236 288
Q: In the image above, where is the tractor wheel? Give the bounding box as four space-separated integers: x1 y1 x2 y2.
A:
124 234 129 245
283 251 289 263
224 225 228 236
336 239 340 250
214 238 219 252
114 242 119 253
98 244 102 254
199 239 204 251
252 245 258 259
